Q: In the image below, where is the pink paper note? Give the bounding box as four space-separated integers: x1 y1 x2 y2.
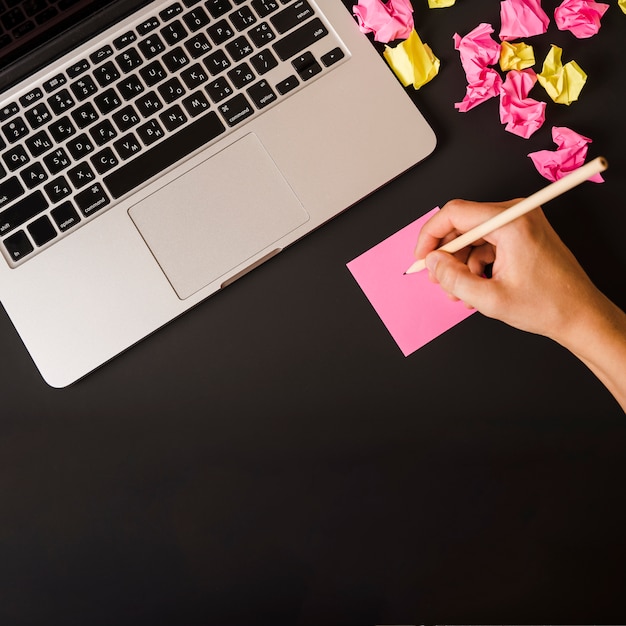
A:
499 0 550 40
347 209 476 356
352 0 414 43
528 126 605 182
453 23 503 112
554 0 609 38
499 68 546 138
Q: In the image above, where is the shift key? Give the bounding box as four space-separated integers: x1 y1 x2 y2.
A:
0 190 48 237
272 18 328 61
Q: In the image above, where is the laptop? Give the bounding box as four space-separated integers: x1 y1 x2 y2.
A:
0 0 436 387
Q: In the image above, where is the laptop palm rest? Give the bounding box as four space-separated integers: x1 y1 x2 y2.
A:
128 133 309 300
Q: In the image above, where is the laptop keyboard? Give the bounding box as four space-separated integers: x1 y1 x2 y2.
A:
0 0 347 266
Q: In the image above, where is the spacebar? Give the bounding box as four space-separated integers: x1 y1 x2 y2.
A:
103 112 226 199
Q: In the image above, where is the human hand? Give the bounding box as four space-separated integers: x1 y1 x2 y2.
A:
413 199 603 346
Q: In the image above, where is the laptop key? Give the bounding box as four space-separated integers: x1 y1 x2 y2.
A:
74 183 110 218
272 18 328 61
103 112 226 198
0 176 25 210
3 230 34 261
217 93 253 126
0 190 48 236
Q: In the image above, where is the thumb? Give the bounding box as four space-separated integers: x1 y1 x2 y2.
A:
425 251 492 309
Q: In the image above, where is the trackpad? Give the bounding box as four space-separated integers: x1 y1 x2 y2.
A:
129 134 309 299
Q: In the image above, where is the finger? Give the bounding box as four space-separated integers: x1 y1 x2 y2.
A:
466 242 496 276
414 199 518 260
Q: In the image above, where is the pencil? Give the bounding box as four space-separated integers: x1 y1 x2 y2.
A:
404 156 609 275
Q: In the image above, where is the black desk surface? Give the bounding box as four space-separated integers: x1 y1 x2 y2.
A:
2 1 626 624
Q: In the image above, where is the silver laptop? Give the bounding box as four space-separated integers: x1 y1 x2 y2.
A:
0 0 436 387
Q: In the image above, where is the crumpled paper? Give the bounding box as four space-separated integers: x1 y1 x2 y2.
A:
528 126 604 182
499 40 535 71
620 0 626 13
537 45 587 105
499 69 546 138
428 0 455 6
352 0 414 43
499 0 550 40
383 29 440 89
554 0 609 38
453 23 502 111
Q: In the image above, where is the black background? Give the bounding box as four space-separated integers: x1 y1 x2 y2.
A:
1 0 626 624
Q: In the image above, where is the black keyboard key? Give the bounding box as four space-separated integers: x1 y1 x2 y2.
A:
247 79 277 108
160 3 184 21
271 0 313 34
161 19 188 45
28 215 57 246
74 183 110 218
139 34 166 59
3 229 34 261
20 163 47 189
68 162 96 189
90 120 117 146
182 91 210 117
185 32 212 58
112 105 141 131
43 148 71 174
66 58 90 78
70 75 98 101
117 75 144 100
48 116 76 142
113 30 136 50
292 50 321 80
66 134 95 160
94 88 123 114
137 16 160 35
0 102 19 121
217 93 253 126
180 63 209 89
182 7 209 31
140 60 168 86
72 102 99 128
93 61 120 87
91 148 119 174
44 176 72 202
158 77 186 103
136 119 165 146
104 112 226 198
0 176 25 210
162 47 190 72
25 130 53 157
207 19 235 45
227 62 255 88
19 88 43 108
3 145 29 171
2 116 29 143
248 22 276 47
226 36 253 61
275 74 299 95
321 46 344 66
136 92 164 117
250 49 278 74
47 88 75 114
205 0 232 18
205 76 233 102
204 49 231 75
273 18 328 61
90 44 114 64
113 133 142 160
230 6 256 30
24 103 52 129
42 74 67 93
115 48 143 73
159 104 187 131
0 189 47 236
251 0 279 17
51 201 81 232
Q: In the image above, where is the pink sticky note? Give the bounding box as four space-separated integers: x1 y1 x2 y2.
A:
499 0 550 40
347 209 476 356
499 68 546 138
554 0 609 38
352 0 414 43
